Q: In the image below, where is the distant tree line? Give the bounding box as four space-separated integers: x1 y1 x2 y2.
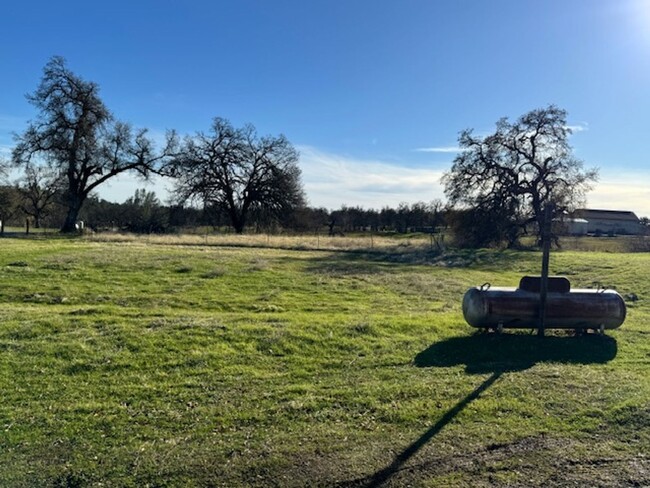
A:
3 57 612 249
0 183 450 237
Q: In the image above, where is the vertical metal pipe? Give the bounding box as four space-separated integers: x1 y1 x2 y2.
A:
538 205 553 337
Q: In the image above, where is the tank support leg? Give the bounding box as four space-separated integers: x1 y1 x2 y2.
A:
599 324 605 336
497 322 503 334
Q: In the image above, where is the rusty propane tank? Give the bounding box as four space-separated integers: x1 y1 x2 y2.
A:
462 276 626 331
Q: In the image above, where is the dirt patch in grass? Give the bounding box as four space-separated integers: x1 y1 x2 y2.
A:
328 434 650 488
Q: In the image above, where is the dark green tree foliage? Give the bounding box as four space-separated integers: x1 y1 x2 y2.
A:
170 118 305 233
12 57 174 232
323 201 444 235
447 207 518 249
443 105 598 247
78 196 122 230
288 206 330 233
0 186 23 235
122 189 168 232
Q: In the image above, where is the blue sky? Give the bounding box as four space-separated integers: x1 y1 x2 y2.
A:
1 0 649 215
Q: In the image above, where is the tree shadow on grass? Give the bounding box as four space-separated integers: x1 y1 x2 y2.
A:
340 332 617 487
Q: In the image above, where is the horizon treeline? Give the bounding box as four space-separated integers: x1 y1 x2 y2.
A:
0 185 448 236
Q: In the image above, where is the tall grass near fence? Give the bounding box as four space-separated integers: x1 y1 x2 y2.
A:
86 230 649 254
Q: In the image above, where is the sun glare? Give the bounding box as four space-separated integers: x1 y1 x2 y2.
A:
630 0 650 43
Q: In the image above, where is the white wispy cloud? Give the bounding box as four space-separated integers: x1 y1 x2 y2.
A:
297 145 446 209
587 172 650 217
566 123 589 133
413 146 462 153
93 146 447 207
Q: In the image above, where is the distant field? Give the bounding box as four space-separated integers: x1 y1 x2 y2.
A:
86 230 650 253
0 236 648 486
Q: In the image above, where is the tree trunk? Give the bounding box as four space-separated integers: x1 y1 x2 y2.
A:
328 220 336 236
61 193 85 233
228 206 246 234
232 219 245 234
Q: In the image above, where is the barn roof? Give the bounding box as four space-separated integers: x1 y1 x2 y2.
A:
574 209 640 222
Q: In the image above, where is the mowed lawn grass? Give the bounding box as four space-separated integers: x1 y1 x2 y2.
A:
0 237 648 487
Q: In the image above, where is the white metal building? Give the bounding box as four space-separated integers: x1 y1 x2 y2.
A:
572 209 644 235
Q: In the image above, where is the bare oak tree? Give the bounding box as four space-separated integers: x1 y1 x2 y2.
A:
170 118 305 233
17 165 62 228
12 57 176 232
442 105 598 247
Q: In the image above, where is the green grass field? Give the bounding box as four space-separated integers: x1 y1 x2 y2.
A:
0 237 648 487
